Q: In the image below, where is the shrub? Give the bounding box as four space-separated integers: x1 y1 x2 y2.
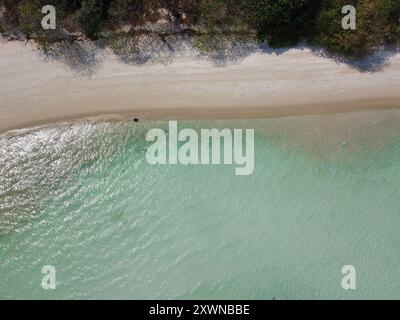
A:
197 0 251 30
107 0 144 25
386 0 400 45
75 0 103 39
315 0 400 55
17 0 42 37
252 0 323 47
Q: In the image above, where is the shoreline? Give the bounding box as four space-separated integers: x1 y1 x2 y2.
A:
1 41 400 133
2 99 400 136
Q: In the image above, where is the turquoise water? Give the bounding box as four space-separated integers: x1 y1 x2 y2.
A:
1 117 400 299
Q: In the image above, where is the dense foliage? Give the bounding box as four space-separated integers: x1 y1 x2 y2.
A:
315 0 400 55
0 0 399 55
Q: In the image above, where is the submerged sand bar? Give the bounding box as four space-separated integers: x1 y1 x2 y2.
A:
0 41 400 133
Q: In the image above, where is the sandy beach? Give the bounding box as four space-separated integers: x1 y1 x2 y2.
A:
1 40 400 133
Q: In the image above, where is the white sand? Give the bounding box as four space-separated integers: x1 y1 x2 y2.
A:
0 41 400 132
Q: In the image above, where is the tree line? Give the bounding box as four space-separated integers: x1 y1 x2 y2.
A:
1 0 399 56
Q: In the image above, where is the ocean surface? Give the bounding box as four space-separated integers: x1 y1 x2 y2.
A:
1 115 400 299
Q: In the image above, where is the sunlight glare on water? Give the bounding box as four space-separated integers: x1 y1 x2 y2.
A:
1 116 400 299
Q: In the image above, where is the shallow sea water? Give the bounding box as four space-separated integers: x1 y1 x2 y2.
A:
1 115 400 299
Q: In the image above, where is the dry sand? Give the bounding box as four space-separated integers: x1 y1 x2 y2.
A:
0 41 400 133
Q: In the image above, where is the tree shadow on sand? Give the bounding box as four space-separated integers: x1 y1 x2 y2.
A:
38 40 102 76
34 34 399 75
310 45 400 73
99 33 293 68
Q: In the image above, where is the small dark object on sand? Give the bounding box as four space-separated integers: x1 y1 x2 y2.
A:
133 118 139 123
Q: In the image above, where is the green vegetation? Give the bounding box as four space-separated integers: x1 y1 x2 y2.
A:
0 0 399 56
18 0 45 38
0 0 5 31
315 0 400 55
249 0 323 47
75 0 104 39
